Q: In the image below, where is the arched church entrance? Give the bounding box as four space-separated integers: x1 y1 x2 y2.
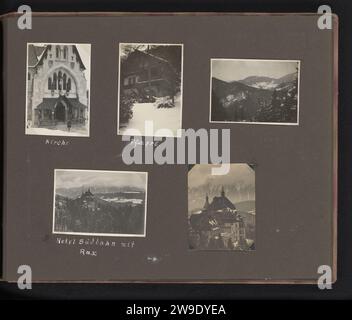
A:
55 101 66 122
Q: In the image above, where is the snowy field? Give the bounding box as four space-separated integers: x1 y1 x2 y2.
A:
100 196 143 205
119 95 182 137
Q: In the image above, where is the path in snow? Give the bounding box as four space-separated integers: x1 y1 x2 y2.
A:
120 99 182 137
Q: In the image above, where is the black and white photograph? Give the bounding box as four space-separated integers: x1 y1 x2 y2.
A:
53 169 148 237
188 164 255 251
26 43 91 136
118 43 183 137
210 59 300 125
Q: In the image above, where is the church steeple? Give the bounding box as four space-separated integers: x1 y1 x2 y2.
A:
203 194 210 210
221 186 225 197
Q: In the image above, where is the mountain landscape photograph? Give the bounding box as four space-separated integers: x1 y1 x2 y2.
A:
53 169 148 237
210 59 300 124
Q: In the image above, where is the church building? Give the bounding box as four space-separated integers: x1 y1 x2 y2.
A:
189 187 248 250
26 44 89 129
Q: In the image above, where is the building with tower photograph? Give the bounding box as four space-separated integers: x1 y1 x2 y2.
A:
26 43 91 136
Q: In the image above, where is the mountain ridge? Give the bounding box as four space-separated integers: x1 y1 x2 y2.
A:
56 185 145 199
211 71 298 122
234 72 296 90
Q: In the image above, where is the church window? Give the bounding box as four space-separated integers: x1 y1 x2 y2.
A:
63 46 68 59
53 73 57 90
27 73 31 81
58 71 62 90
63 74 67 90
67 78 71 91
56 46 60 58
48 77 52 90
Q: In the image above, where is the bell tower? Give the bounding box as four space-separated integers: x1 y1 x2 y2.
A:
221 186 225 197
203 194 210 210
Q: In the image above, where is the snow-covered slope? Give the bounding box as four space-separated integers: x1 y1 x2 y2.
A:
238 72 297 90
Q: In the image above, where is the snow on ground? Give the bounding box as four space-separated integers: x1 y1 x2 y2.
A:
119 94 182 137
223 92 247 107
251 81 277 90
100 197 143 205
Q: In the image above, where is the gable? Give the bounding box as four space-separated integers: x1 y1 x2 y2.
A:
27 44 46 67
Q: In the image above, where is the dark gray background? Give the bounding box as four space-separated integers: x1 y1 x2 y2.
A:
3 14 335 282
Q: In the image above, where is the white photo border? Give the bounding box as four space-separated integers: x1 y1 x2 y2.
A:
117 42 184 138
52 168 148 237
209 58 301 126
25 42 92 137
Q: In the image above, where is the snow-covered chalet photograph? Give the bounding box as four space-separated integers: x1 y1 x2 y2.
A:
25 43 91 136
118 43 183 137
210 59 300 125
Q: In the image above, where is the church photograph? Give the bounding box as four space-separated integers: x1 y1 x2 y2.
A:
25 43 91 136
188 164 256 251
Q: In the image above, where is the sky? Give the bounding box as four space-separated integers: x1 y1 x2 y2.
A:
77 44 91 88
31 43 91 88
188 164 255 189
211 59 299 82
55 170 147 190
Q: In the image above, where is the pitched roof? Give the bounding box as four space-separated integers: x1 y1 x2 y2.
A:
129 49 169 64
28 44 86 70
208 195 236 211
27 44 46 67
123 49 177 76
72 45 86 70
81 189 94 198
35 96 87 111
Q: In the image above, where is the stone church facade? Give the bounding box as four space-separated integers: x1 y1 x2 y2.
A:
26 44 89 128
